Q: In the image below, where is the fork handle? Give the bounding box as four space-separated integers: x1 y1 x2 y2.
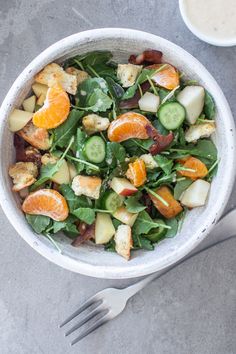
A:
122 209 236 299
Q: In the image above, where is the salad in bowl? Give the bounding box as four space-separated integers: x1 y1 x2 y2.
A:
8 48 218 261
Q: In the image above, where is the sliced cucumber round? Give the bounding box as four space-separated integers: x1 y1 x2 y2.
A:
145 219 167 242
83 136 106 163
102 191 124 212
158 102 185 130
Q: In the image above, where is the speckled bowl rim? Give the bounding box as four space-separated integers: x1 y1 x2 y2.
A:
0 28 235 279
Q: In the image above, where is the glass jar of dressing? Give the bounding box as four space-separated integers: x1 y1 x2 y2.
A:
179 0 236 46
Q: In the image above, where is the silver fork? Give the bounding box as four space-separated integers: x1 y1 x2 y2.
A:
60 209 236 346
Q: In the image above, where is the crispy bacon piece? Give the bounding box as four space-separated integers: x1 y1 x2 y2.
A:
119 81 150 109
129 50 163 65
13 134 42 167
72 223 95 247
146 125 174 155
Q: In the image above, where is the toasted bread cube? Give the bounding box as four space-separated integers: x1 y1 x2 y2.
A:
114 224 133 260
65 67 89 85
17 121 51 150
117 64 142 87
82 114 110 134
9 162 38 192
72 175 102 199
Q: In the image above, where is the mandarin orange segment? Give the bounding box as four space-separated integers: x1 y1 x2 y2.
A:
107 112 151 142
22 189 69 221
178 156 208 180
148 186 183 219
32 84 70 129
126 159 147 187
147 64 179 90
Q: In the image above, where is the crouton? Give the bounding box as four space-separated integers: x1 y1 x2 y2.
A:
117 64 142 87
82 114 110 134
34 63 77 95
185 122 216 143
17 121 51 150
65 67 89 85
114 224 133 260
9 162 38 192
72 175 102 199
140 154 158 169
41 153 58 165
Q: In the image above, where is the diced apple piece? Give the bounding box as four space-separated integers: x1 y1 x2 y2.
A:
32 83 48 98
68 163 77 180
177 86 205 124
114 224 132 260
22 95 36 113
180 179 210 208
36 93 46 106
95 213 115 244
113 206 138 226
8 109 33 132
110 177 137 196
51 159 70 184
138 92 160 113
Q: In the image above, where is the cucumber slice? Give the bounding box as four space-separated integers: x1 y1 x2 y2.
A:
158 102 185 130
145 219 167 242
83 136 106 163
102 191 124 212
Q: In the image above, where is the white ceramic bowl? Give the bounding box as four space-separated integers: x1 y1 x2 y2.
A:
179 0 236 47
0 29 235 279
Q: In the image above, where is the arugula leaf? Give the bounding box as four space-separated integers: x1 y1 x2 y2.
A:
52 110 84 149
31 161 62 190
122 138 153 156
26 214 51 234
204 91 216 119
154 155 173 175
133 210 169 235
132 234 154 250
87 88 113 112
124 192 146 213
106 142 126 164
152 119 169 135
60 184 92 212
170 139 217 161
53 216 78 234
112 219 123 229
122 68 158 100
165 218 179 238
106 77 124 101
147 172 176 188
174 179 192 200
72 207 95 225
104 238 116 252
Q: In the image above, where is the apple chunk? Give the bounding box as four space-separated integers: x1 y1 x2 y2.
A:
23 95 36 113
32 83 48 98
51 159 70 184
95 213 115 244
177 86 205 124
110 177 137 196
180 179 210 208
8 109 33 132
113 206 138 227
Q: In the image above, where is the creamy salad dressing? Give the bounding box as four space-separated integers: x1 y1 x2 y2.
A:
182 0 236 41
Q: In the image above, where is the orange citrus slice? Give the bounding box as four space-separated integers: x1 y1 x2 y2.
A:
108 112 151 142
147 64 179 90
33 85 70 129
126 159 147 187
22 189 69 221
178 156 208 180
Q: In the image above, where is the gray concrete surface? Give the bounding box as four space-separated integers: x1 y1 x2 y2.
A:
0 0 236 353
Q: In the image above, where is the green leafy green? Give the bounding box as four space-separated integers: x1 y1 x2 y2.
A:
87 88 113 112
31 161 62 190
165 218 179 238
104 238 116 252
52 110 84 149
204 91 216 119
133 210 170 235
170 139 217 161
60 184 92 212
154 155 173 175
174 179 192 200
106 142 126 165
132 234 154 250
53 215 79 235
72 207 95 225
26 214 51 234
124 192 146 213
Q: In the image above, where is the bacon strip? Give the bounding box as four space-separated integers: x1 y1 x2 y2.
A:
146 125 174 155
72 223 95 247
129 50 163 65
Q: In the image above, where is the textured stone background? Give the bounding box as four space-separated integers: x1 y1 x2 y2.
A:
0 1 236 353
